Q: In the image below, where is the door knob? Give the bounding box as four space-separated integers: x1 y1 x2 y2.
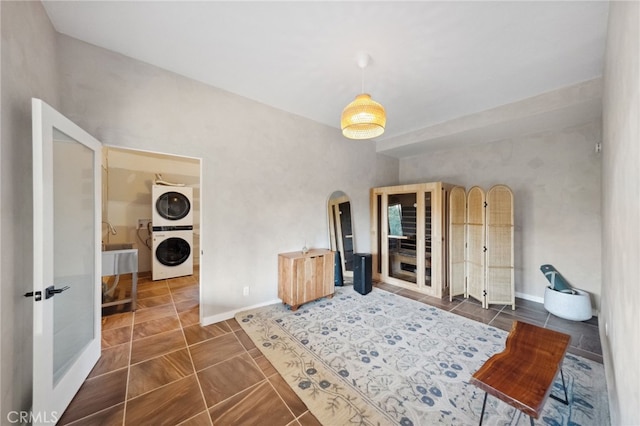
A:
45 285 70 300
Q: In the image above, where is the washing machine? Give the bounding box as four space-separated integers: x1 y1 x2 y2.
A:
152 185 193 228
152 229 193 280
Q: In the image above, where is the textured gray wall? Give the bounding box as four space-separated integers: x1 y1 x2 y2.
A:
7 3 636 424
55 34 399 323
601 2 640 424
400 121 602 308
1 0 60 419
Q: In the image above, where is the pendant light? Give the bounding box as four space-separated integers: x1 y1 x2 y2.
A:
341 53 386 140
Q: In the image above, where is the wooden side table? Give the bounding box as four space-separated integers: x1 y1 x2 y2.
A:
470 321 570 425
278 249 335 311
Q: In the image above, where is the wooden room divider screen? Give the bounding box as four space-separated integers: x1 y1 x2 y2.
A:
449 185 515 309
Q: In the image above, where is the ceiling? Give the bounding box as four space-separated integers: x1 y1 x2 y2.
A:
42 1 609 153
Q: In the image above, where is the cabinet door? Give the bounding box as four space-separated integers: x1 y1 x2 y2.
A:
303 252 334 302
466 186 486 306
449 187 466 300
485 185 515 309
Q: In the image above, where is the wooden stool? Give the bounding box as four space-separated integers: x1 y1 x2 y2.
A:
470 321 570 425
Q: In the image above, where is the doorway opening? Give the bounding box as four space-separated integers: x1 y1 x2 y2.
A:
101 145 202 317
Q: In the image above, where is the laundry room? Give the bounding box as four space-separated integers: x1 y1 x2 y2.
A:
101 146 201 277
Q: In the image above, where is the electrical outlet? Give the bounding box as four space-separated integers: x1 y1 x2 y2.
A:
243 286 250 296
137 219 152 229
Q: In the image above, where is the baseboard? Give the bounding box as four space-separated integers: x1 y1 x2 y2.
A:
515 291 544 304
201 298 281 326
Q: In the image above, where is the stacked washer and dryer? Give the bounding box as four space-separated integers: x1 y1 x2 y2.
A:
151 185 194 280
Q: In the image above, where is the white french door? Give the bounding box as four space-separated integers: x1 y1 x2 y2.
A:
31 98 101 424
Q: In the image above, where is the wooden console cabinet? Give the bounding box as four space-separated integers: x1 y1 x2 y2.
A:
278 249 335 310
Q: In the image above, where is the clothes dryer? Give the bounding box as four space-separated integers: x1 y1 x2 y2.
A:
152 185 193 228
152 229 193 280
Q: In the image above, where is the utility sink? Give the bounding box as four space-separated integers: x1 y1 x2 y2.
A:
101 243 139 311
102 245 138 276
102 242 134 251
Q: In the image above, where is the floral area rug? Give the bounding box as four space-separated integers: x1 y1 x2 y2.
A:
236 286 609 426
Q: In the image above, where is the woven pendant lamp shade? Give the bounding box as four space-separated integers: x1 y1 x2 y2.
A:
341 93 386 140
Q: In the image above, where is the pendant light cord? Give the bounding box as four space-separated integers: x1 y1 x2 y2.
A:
356 51 370 95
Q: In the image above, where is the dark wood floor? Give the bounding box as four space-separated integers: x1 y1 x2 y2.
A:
58 276 602 425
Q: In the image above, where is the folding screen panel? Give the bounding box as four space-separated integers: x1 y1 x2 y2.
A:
466 186 486 306
485 185 515 309
449 186 466 301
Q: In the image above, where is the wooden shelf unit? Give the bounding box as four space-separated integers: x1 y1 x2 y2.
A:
278 249 335 310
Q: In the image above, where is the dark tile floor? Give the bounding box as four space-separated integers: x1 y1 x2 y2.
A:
59 277 603 425
59 273 322 426
376 282 603 363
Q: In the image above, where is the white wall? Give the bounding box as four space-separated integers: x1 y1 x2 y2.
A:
400 121 602 308
0 0 60 419
600 2 640 424
56 34 399 323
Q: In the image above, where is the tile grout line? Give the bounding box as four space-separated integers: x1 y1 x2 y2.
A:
265 374 300 423
125 279 171 424
177 412 209 426
118 283 206 410
120 298 137 426
204 336 259 409
119 278 164 425
207 379 269 421
487 304 507 326
240 330 301 423
448 300 464 313
488 308 502 325
172 281 213 425
198 328 287 420
69 287 140 425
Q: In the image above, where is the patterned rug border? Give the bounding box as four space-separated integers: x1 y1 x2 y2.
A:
238 295 391 425
235 286 609 426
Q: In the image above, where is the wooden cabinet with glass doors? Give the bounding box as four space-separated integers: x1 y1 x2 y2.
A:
371 182 455 298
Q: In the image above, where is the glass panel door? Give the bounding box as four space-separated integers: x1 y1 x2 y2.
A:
387 193 417 283
52 129 96 384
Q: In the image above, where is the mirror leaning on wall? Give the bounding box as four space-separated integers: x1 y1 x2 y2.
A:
328 191 355 284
